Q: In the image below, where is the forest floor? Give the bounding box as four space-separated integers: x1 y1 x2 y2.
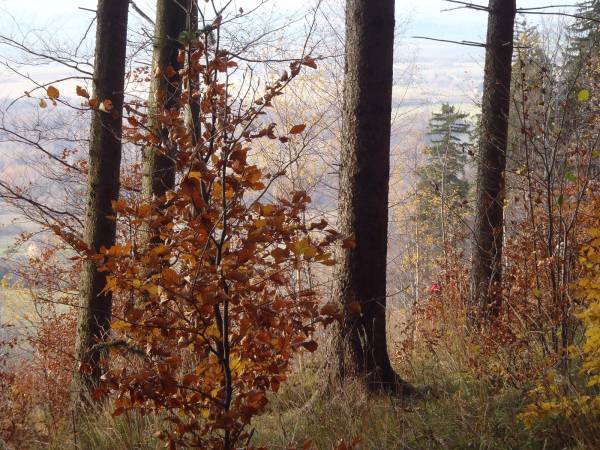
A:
250 356 584 450
0 288 34 342
40 346 596 450
6 301 595 449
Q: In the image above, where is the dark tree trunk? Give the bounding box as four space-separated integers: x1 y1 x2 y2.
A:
470 0 516 322
142 0 190 204
334 0 409 393
72 0 129 404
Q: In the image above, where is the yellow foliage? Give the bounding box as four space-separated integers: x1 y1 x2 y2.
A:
520 201 600 427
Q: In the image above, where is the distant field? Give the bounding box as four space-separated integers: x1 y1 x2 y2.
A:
0 287 36 340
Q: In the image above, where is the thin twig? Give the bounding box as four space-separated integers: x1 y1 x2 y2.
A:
129 0 154 25
518 4 579 11
443 0 489 11
517 10 600 23
412 36 486 47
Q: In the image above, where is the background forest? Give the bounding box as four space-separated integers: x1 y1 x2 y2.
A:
1 0 600 449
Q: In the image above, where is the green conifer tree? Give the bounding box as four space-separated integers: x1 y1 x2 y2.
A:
415 104 471 267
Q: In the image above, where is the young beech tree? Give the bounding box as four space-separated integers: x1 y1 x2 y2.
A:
470 0 516 323
72 0 129 404
86 13 341 448
334 0 411 393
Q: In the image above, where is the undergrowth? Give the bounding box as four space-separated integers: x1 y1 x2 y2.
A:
12 338 596 450
251 358 581 449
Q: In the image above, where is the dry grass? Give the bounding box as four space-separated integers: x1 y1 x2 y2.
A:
251 364 538 449
19 357 595 450
7 310 600 449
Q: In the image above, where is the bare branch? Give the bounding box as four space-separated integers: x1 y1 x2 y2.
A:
411 36 486 47
129 0 155 26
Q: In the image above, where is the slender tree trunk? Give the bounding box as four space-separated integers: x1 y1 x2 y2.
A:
185 4 201 146
440 133 449 268
470 0 516 322
334 0 410 393
136 2 191 314
72 0 129 404
142 0 190 206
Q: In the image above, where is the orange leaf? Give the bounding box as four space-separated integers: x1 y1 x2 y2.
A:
112 198 127 213
164 65 177 78
137 203 152 218
76 85 90 98
162 268 179 285
46 85 60 99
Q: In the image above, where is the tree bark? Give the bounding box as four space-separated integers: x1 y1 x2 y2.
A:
72 0 129 404
470 0 516 322
136 2 191 313
334 0 409 393
142 0 190 204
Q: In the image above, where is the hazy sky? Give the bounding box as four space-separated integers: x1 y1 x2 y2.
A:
0 0 578 39
0 0 579 106
0 0 581 252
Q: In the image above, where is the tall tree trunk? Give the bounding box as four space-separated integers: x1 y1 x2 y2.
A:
334 0 409 393
72 0 129 404
137 0 191 316
470 0 516 322
136 2 191 314
142 0 190 205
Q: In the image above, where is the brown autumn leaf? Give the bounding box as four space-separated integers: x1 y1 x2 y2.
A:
300 340 318 352
137 203 152 218
111 198 128 213
348 301 362 315
100 99 114 112
320 301 339 317
162 268 179 285
342 236 356 249
164 65 177 78
302 56 318 69
289 124 307 135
